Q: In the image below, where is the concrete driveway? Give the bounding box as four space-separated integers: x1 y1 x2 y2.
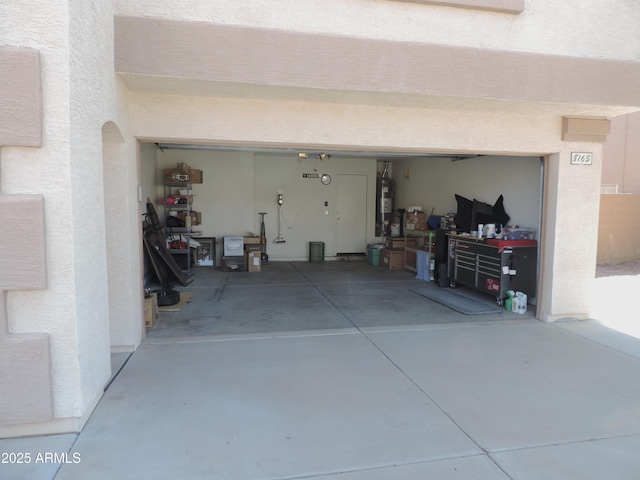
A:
2 261 640 479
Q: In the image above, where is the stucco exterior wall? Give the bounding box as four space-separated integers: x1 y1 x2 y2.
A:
540 147 604 321
0 1 140 437
114 0 640 62
1 0 639 437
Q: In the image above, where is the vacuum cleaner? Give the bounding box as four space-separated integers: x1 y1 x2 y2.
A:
258 212 269 264
274 191 286 244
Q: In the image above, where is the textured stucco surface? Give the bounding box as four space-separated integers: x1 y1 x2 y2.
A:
0 328 52 425
0 47 42 147
394 0 524 13
0 0 140 436
0 0 638 437
0 194 47 290
538 145 604 321
0 195 52 426
0 43 52 428
114 0 640 61
115 16 640 111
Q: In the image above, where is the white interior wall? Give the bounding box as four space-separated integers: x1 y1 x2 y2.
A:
149 146 540 261
254 153 377 258
151 148 377 260
155 149 255 262
394 156 542 233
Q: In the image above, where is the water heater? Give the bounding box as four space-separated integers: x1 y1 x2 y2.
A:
375 162 394 237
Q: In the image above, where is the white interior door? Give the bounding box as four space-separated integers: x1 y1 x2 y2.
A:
336 174 367 254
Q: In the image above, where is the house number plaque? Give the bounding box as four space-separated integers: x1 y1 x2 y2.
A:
570 152 593 165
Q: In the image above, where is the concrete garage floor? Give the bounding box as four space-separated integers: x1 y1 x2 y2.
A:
3 260 640 479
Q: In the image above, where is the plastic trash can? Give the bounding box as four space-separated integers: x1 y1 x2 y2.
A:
367 247 381 266
309 242 325 262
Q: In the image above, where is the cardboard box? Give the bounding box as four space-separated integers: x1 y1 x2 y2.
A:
385 238 406 249
144 292 158 328
382 248 404 270
245 251 261 272
405 212 427 223
384 238 418 249
163 168 203 184
243 235 261 245
222 256 245 272
406 222 428 231
405 250 417 269
224 236 244 256
176 211 201 226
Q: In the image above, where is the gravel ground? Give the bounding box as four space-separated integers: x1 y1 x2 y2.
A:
596 259 640 278
591 259 640 339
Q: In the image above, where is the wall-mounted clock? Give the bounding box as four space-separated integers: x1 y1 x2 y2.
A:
321 174 332 185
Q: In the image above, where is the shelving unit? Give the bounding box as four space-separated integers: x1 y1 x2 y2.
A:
404 229 436 279
163 182 200 277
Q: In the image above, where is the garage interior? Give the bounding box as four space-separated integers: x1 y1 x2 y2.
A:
139 142 543 335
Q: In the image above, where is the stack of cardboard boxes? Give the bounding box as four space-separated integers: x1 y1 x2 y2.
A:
144 292 159 328
405 212 428 231
243 236 262 273
381 237 417 270
222 236 262 272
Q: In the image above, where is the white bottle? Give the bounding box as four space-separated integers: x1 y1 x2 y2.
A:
511 295 519 313
518 293 527 314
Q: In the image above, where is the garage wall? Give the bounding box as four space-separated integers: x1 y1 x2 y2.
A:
156 149 255 260
254 154 377 259
394 155 542 233
154 149 377 261
152 148 541 258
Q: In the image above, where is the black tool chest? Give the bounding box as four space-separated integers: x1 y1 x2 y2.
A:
452 236 537 304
